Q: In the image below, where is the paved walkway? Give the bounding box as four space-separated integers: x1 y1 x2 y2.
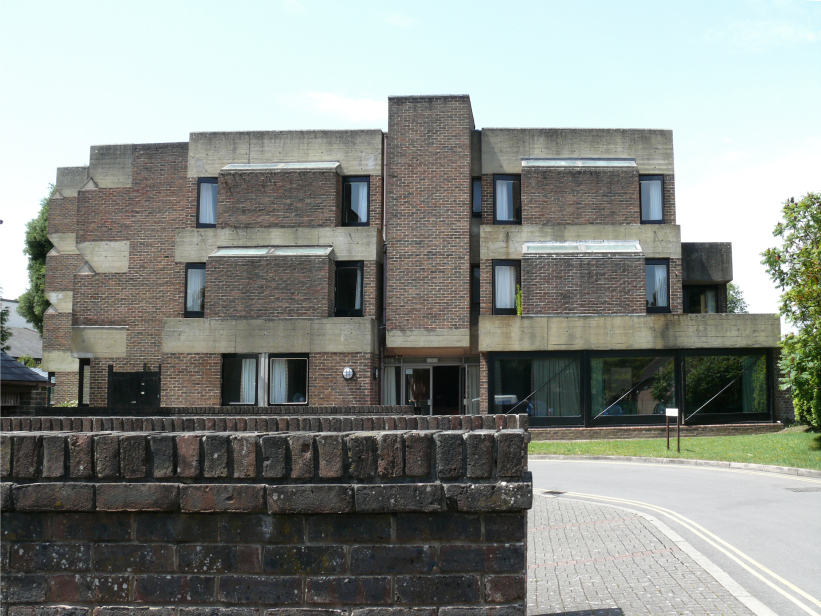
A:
527 493 757 616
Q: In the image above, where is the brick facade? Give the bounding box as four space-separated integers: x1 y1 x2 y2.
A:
522 254 645 315
47 195 78 235
309 352 380 406
162 353 222 407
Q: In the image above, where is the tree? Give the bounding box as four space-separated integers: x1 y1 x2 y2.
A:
17 187 54 334
0 292 11 353
762 192 821 430
726 282 748 314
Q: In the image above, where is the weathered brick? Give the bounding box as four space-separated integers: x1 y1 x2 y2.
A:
484 513 526 542
218 575 302 604
1 434 11 477
53 512 132 541
377 432 403 478
355 484 442 513
444 483 531 512
181 484 265 512
1 574 48 603
495 431 524 477
351 546 436 574
439 544 525 572
396 513 481 542
231 435 257 479
1 482 11 511
395 575 480 604
353 610 435 616
288 434 315 479
348 434 376 478
266 611 345 616
316 434 344 479
178 544 261 573
464 431 494 479
93 608 173 616
483 575 525 603
261 435 287 479
135 513 219 542
180 610 256 616
95 544 174 572
149 435 174 478
2 512 50 541
12 436 39 479
68 435 93 478
268 485 354 514
9 543 91 571
263 546 346 574
13 483 94 512
41 436 66 478
435 431 465 479
305 576 391 605
404 432 432 478
97 484 179 511
203 434 229 478
120 434 147 479
176 434 200 478
307 513 391 543
219 514 303 543
8 608 91 616
439 608 524 616
134 574 215 603
95 435 119 478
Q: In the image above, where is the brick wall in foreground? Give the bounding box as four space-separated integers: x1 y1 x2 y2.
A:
0 426 531 614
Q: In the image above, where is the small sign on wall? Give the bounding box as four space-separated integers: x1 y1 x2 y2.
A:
665 407 679 417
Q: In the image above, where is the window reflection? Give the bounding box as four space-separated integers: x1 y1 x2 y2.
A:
492 357 581 417
684 354 766 415
591 356 675 417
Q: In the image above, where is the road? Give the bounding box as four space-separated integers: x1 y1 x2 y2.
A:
529 458 821 616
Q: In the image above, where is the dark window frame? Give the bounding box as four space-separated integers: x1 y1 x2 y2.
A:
341 176 370 227
221 353 258 406
184 263 206 318
78 358 90 407
683 284 720 314
269 353 309 406
645 259 671 314
196 177 218 229
472 177 482 217
493 174 522 225
335 261 365 317
639 174 664 224
492 259 520 316
471 264 481 310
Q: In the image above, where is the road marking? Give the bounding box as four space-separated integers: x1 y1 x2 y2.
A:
560 489 821 616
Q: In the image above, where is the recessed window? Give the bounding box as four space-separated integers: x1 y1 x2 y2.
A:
646 259 670 313
197 178 218 228
184 263 205 318
493 260 520 315
270 356 308 405
471 265 481 309
684 285 718 314
335 261 364 317
640 175 664 223
494 175 521 224
78 359 90 407
342 177 369 226
222 354 258 405
472 178 482 217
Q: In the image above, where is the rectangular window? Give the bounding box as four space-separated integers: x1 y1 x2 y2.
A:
684 353 767 416
472 178 482 217
645 259 670 313
590 355 675 418
342 177 369 226
222 354 258 405
471 265 480 309
640 175 664 223
335 261 364 317
684 285 718 314
492 260 520 315
184 263 205 318
491 356 581 417
270 356 308 405
493 175 521 224
197 178 218 228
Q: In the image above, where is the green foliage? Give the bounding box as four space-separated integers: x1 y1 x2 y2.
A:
762 192 821 430
515 284 522 316
726 282 748 314
53 399 78 408
16 355 37 368
650 363 674 405
17 187 55 334
0 295 10 353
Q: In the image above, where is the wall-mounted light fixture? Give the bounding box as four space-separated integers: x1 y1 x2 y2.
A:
342 367 355 380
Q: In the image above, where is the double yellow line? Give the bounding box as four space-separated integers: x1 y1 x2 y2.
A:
550 489 821 616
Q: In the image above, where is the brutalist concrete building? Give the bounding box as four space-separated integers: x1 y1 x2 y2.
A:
41 94 786 426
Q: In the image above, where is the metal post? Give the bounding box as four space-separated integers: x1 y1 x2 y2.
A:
666 414 670 450
677 406 681 453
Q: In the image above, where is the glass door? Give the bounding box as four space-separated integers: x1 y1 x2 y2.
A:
405 367 432 415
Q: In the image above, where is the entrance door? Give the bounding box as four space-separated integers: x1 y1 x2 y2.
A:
432 365 460 415
405 367 431 414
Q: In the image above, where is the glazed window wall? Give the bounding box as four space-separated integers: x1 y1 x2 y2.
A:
488 350 771 426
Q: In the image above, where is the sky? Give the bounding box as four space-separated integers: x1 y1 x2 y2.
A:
1 0 819 329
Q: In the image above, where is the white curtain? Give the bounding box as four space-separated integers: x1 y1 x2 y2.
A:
533 359 581 417
199 183 217 224
270 359 287 404
186 268 205 312
704 289 717 313
240 359 256 404
496 180 512 220
495 265 516 309
654 266 668 307
355 267 363 310
384 366 397 405
641 179 662 220
351 182 368 223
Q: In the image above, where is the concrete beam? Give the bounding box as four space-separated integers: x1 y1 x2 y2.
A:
45 291 73 313
89 144 132 188
76 241 130 273
188 130 383 178
386 329 472 355
41 350 79 373
70 326 128 358
482 128 674 175
55 167 89 198
480 224 681 260
682 242 733 283
47 233 80 255
162 317 378 354
479 314 781 352
175 227 382 263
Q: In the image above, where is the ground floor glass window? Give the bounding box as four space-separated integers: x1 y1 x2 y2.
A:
222 355 257 405
684 353 767 417
591 356 675 418
270 357 308 404
492 357 581 416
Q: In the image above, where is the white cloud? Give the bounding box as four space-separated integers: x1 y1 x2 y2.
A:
384 13 418 28
299 93 388 124
702 20 821 49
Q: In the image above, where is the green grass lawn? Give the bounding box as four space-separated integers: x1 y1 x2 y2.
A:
528 427 821 471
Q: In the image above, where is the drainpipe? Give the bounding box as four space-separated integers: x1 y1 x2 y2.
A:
380 132 388 404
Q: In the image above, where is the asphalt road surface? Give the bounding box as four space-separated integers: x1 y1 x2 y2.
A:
529 458 821 616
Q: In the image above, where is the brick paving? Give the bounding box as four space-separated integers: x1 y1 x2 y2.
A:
527 493 755 616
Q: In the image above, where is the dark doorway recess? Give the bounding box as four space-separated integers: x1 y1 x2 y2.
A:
107 364 161 408
433 365 460 415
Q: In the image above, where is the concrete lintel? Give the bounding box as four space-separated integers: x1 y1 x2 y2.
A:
481 224 681 260
89 144 132 188
45 291 73 313
76 241 130 273
70 326 128 358
47 233 80 255
175 226 382 263
162 317 377 354
386 329 471 354
41 350 79 373
55 167 90 198
479 314 781 352
482 128 674 175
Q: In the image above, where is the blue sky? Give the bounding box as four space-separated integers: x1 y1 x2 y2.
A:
1 0 819 324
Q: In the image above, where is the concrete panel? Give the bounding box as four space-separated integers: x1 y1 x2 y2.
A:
89 144 132 188
175 227 382 263
189 130 383 178
55 167 89 198
45 291 73 313
70 326 127 358
682 242 733 283
76 241 130 273
386 329 471 354
482 129 674 175
162 318 376 354
41 350 79 373
481 225 681 260
479 314 780 351
47 233 80 255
